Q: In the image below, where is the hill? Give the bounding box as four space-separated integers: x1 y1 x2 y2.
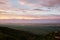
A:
0 26 60 40
0 27 39 40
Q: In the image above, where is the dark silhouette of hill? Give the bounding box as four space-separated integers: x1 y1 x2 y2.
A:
0 27 39 40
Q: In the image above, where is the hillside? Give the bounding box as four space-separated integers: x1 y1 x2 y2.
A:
0 27 39 40
1 25 60 34
0 26 60 40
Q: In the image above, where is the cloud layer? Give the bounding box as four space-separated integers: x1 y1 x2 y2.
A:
0 0 12 10
0 0 60 19
19 0 60 7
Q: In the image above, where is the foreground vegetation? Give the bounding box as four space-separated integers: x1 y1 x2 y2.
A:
0 26 60 40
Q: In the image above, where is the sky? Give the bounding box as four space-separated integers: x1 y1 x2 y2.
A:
0 0 60 19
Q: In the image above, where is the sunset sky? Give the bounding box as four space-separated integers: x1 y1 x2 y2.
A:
0 0 60 19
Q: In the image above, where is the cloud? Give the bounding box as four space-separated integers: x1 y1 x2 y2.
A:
14 0 60 13
0 14 41 19
19 0 60 6
0 1 6 4
34 9 50 11
0 7 60 19
18 0 60 16
0 9 60 17
0 0 60 19
0 0 12 10
0 14 60 19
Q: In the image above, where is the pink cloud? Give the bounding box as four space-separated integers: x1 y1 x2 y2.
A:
0 0 12 10
18 0 60 7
